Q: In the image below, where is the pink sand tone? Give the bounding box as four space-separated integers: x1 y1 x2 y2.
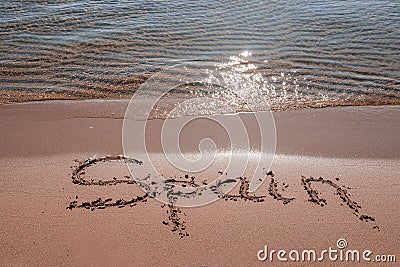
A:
0 100 399 266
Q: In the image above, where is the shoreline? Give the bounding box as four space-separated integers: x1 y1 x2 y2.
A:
1 99 399 159
1 89 400 111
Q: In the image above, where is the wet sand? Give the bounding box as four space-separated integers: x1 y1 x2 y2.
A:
0 100 399 266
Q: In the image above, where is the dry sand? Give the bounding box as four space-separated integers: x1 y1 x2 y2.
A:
0 100 399 266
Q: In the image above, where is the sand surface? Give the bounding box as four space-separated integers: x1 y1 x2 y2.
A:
0 100 399 266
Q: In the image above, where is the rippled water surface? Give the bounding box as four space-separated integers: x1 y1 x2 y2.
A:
0 0 399 109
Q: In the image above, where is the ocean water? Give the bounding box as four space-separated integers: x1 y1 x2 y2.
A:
0 0 399 110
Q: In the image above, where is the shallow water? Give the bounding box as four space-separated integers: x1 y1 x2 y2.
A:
0 0 399 110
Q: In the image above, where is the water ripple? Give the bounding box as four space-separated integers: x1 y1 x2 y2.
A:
0 0 399 108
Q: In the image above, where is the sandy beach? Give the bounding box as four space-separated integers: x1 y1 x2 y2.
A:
0 100 398 266
2 0 399 265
